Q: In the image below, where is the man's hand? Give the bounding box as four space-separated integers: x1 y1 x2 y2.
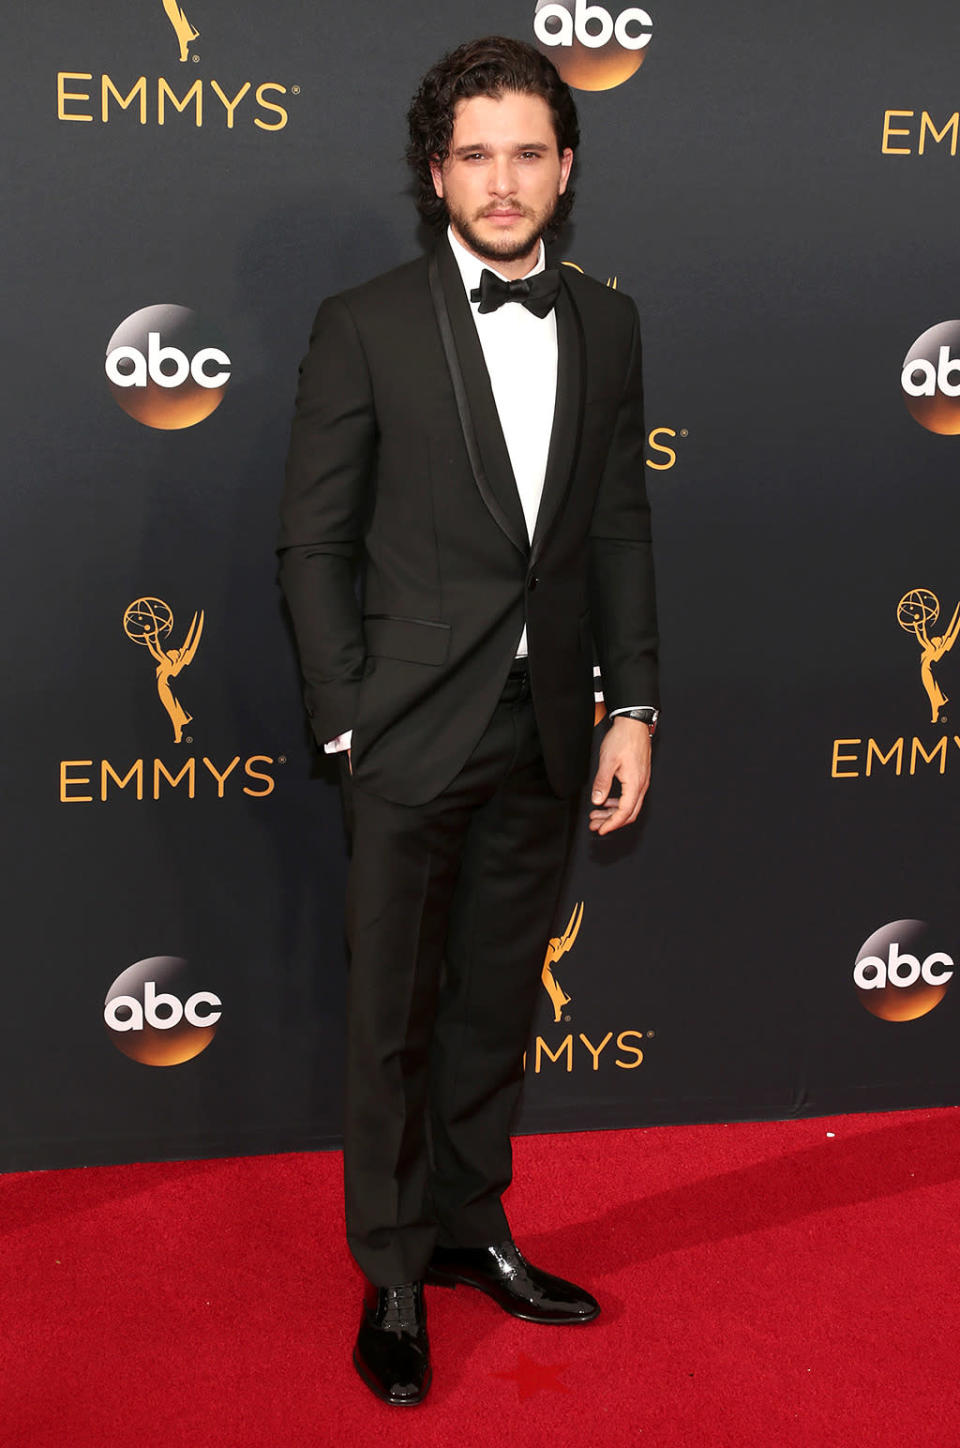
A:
589 716 652 835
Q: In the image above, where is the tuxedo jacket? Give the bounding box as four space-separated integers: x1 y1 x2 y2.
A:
278 235 659 807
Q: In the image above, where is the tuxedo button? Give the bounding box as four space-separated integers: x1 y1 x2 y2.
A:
528 576 540 592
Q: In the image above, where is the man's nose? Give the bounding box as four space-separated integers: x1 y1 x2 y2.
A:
489 158 515 195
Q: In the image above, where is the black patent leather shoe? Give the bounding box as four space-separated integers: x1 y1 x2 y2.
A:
426 1240 600 1324
353 1280 431 1405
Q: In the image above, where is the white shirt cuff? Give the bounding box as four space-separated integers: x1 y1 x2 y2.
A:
324 730 353 754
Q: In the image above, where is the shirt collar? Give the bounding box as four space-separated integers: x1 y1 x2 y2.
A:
446 225 546 307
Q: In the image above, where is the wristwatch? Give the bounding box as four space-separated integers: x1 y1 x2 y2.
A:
617 707 659 736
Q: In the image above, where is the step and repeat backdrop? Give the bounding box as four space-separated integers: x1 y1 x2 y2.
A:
3 1 959 1171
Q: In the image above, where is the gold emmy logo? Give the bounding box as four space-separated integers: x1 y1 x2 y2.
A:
161 0 200 62
528 899 650 1072
897 588 960 724
124 597 204 743
56 1 295 132
541 900 584 1022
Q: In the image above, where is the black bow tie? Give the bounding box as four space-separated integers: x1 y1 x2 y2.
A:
470 267 561 319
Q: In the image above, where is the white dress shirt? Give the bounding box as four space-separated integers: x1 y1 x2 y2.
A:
447 225 557 661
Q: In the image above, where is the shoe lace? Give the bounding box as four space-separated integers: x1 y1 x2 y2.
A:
380 1282 419 1333
494 1240 537 1291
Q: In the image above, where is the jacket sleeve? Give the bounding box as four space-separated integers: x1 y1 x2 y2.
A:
277 295 376 746
587 298 660 713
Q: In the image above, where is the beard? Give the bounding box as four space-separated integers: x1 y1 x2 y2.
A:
447 193 561 266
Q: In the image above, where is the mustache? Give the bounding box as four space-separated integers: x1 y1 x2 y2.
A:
477 203 534 217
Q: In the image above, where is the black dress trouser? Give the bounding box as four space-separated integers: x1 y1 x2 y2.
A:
339 667 578 1286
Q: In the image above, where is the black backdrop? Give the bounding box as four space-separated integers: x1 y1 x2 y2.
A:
4 1 960 1171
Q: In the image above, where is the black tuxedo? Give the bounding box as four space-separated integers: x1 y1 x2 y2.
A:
278 235 658 1284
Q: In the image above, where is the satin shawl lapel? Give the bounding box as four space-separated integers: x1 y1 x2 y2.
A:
429 240 528 558
530 267 585 564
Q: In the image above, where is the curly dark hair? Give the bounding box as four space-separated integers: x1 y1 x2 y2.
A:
406 36 580 236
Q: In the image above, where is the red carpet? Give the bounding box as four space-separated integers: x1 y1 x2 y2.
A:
5 1108 960 1447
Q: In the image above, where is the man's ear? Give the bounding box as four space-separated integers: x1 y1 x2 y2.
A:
558 147 574 195
429 155 444 200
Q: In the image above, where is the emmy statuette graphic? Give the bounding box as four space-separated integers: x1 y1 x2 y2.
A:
124 597 204 742
541 901 584 1023
160 0 200 62
897 588 960 724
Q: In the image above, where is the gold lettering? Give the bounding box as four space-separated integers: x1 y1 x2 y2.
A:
158 77 202 127
865 738 904 777
57 72 93 122
209 80 251 129
243 755 276 797
153 758 197 797
910 735 948 775
646 427 677 471
881 109 914 154
202 756 239 797
101 760 144 800
60 760 93 802
831 738 861 778
254 82 288 131
534 1035 573 1072
919 111 959 156
102 74 147 124
578 1031 613 1070
615 1030 645 1068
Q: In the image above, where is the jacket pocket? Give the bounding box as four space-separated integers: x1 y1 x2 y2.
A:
363 614 451 667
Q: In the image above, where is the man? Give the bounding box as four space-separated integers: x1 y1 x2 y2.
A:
278 35 659 1405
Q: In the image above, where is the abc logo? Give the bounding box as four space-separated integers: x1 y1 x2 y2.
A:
901 321 960 435
533 0 652 91
104 955 222 1065
853 920 953 1022
105 305 231 430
